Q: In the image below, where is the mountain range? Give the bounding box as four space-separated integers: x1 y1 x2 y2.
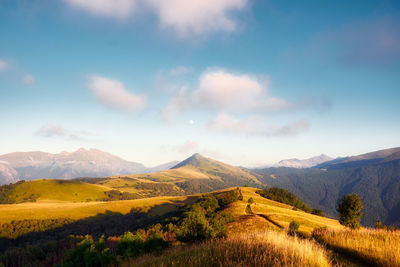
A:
1 147 400 227
0 148 177 185
254 147 400 227
273 154 333 168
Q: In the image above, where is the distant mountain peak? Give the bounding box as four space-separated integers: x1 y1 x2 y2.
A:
275 154 334 168
171 153 206 169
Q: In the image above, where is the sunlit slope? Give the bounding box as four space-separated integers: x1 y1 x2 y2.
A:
103 154 261 195
4 154 262 202
225 187 344 236
0 187 343 236
8 179 112 202
0 195 193 223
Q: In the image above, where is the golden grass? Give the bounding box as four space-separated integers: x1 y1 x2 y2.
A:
115 166 213 182
128 230 332 267
313 228 400 266
9 179 111 202
0 195 191 223
226 187 344 236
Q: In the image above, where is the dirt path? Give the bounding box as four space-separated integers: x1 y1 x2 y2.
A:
256 213 284 229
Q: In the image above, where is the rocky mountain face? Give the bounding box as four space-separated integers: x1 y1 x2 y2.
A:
0 162 19 184
0 148 165 184
274 154 333 168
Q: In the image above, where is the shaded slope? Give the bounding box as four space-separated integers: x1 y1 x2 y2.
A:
255 147 400 227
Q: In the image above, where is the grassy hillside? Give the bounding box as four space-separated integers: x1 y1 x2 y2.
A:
0 195 193 223
0 153 264 204
225 187 343 236
8 179 111 203
1 186 399 267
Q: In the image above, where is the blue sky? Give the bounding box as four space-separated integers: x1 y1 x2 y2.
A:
0 0 399 166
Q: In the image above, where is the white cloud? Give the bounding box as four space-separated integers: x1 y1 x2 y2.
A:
145 0 247 36
36 125 66 137
208 113 310 137
64 0 248 36
22 74 35 85
88 75 147 112
176 140 199 153
169 66 192 76
162 68 292 120
0 60 8 72
193 69 291 112
36 125 95 141
64 0 137 19
162 86 190 120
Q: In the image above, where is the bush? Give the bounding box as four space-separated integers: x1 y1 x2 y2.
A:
311 209 324 217
337 193 363 229
117 232 145 258
198 194 219 217
289 221 300 235
245 204 253 214
247 197 254 204
219 188 243 207
177 204 210 242
62 235 115 267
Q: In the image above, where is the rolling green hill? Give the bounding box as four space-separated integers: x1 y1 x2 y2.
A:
0 153 261 204
7 179 111 203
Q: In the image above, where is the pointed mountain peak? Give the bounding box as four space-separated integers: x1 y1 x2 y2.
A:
171 153 208 169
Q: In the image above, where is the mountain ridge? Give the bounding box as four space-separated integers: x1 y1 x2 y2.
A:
274 154 333 168
0 148 176 185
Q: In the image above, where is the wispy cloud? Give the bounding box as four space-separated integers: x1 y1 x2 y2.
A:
339 17 400 67
0 60 9 72
174 140 228 162
22 74 35 85
207 113 310 137
35 125 95 141
300 17 400 68
36 125 66 137
64 0 137 20
64 0 249 37
176 140 199 154
88 75 147 112
169 66 193 77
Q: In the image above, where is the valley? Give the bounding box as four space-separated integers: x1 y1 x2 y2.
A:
1 147 400 266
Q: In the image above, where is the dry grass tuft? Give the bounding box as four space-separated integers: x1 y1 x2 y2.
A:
313 228 400 266
128 230 331 267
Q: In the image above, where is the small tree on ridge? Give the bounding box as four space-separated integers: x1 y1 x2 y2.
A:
337 193 363 229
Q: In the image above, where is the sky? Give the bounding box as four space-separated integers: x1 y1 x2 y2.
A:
0 0 399 167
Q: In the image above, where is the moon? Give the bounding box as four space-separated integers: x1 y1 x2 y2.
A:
189 120 194 125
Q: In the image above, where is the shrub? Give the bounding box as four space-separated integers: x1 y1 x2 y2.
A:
198 194 219 217
247 197 254 204
62 235 115 267
177 204 210 242
219 188 243 207
337 194 363 229
311 209 324 217
245 204 253 214
117 231 145 258
289 221 300 235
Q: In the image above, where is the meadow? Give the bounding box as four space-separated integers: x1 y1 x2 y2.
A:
129 231 331 267
1 186 399 267
313 228 400 266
